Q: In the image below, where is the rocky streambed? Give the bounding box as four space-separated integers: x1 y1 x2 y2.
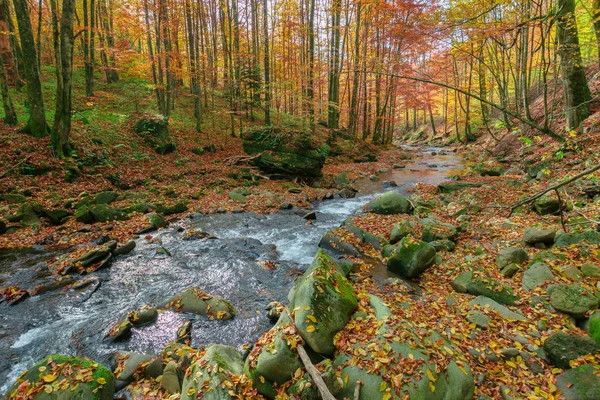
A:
0 148 468 397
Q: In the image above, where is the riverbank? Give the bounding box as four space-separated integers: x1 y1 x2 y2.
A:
4 132 600 398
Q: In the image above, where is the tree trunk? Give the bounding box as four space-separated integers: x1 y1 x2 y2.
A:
12 0 47 137
327 0 341 129
263 0 270 125
557 0 591 130
0 55 16 124
53 0 76 157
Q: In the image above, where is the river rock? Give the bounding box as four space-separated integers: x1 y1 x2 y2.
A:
90 204 126 222
318 229 360 257
334 296 474 400
2 193 26 203
501 263 520 278
496 247 528 269
341 219 388 250
247 313 303 392
543 331 598 369
555 230 600 246
381 243 397 258
523 227 556 246
582 264 600 278
451 271 473 294
468 296 527 321
160 287 235 320
105 316 132 342
128 305 158 326
4 354 116 400
365 191 412 215
387 236 436 278
113 240 136 256
288 250 357 355
333 171 350 186
112 351 156 383
160 361 181 394
556 364 600 400
42 208 70 225
522 263 555 291
389 220 415 244
438 181 483 193
162 342 195 367
549 284 599 319
587 311 600 346
534 195 561 215
431 239 456 252
94 190 118 204
20 203 41 227
421 218 458 242
182 344 245 399
466 276 519 306
229 191 247 202
466 310 491 328
138 212 167 233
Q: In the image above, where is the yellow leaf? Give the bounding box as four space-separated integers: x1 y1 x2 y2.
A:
429 381 436 392
426 368 436 383
96 377 107 385
307 315 317 323
43 374 57 383
382 393 392 400
506 361 517 369
44 385 53 394
306 325 315 333
379 381 386 392
259 376 265 384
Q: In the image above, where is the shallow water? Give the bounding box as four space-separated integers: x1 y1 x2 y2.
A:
0 146 463 392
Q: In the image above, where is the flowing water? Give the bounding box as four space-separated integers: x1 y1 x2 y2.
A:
0 146 463 392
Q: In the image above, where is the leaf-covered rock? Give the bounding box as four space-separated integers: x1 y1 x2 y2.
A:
387 236 437 278
365 191 412 215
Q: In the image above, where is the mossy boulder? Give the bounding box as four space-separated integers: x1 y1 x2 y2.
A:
523 227 556 246
365 191 411 215
586 311 600 346
181 345 245 400
549 284 599 319
229 191 247 202
248 313 304 388
2 193 27 204
543 331 598 369
4 354 115 400
88 204 126 223
534 195 561 215
496 247 528 269
438 181 483 193
146 212 167 229
159 287 235 320
387 236 436 278
389 220 415 244
42 208 70 225
555 230 600 247
556 364 600 400
94 191 118 205
21 203 41 227
288 250 357 355
242 126 326 177
420 218 458 242
466 276 519 306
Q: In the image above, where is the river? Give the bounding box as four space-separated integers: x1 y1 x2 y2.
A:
0 146 463 393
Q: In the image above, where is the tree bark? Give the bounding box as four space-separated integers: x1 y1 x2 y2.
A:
263 0 271 125
12 0 47 137
556 0 591 130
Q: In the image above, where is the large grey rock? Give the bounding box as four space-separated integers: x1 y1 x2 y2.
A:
160 361 180 394
550 284 600 319
522 263 555 291
112 351 156 382
543 331 598 369
94 190 118 204
582 264 600 278
365 191 412 215
387 236 437 278
3 354 116 400
523 227 556 245
496 247 528 269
